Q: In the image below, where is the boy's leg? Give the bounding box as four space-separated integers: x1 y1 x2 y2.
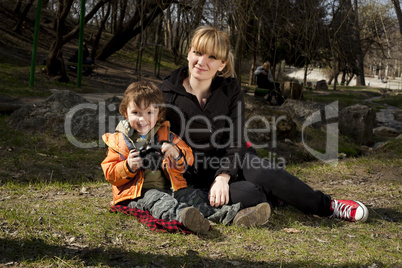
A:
128 189 210 233
128 189 185 221
174 188 241 225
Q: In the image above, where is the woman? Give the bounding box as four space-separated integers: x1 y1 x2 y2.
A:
159 26 368 223
254 60 282 105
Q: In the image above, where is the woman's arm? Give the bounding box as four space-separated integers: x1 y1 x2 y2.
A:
214 81 245 179
210 81 246 207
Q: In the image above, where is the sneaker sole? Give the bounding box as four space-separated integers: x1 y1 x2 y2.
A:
235 202 271 227
354 200 369 222
181 207 210 234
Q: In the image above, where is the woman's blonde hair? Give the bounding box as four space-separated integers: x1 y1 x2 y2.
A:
189 26 236 78
119 81 166 123
263 61 271 72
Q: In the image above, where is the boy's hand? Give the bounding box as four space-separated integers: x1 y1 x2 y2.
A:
127 150 142 171
161 143 180 159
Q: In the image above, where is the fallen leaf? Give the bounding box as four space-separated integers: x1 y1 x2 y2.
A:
283 228 301 234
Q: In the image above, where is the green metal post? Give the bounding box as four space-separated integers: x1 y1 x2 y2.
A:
77 0 86 87
154 45 158 76
29 0 43 87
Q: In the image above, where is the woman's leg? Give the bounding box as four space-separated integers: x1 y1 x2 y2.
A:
242 152 332 216
229 180 269 208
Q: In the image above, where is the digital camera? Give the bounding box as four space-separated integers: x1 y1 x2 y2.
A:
139 145 163 171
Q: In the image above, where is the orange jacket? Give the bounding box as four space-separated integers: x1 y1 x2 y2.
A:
101 121 194 205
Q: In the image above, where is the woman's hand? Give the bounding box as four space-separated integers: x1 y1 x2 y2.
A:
209 174 230 207
161 142 180 159
127 150 142 171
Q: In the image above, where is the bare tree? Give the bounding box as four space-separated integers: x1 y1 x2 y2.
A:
91 1 112 62
391 0 402 34
353 0 365 86
46 0 74 79
14 0 23 14
13 0 35 33
46 0 111 78
96 0 174 61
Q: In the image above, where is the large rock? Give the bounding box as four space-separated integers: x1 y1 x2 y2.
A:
315 80 328 90
338 104 375 145
244 94 298 145
280 81 304 101
373 126 399 138
278 99 328 127
280 100 377 145
7 90 123 140
394 110 402 121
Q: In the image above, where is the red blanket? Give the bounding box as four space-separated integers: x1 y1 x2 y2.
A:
109 205 192 234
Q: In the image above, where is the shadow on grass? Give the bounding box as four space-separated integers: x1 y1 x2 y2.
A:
369 207 402 223
0 237 386 268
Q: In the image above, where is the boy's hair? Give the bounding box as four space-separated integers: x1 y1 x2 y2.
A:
190 26 236 78
119 81 166 122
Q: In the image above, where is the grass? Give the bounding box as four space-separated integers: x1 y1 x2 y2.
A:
372 94 402 109
303 88 382 109
1 21 401 267
1 112 401 267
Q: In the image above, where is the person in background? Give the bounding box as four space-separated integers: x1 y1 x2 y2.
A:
254 59 278 105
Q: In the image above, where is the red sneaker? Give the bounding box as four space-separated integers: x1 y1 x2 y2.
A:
330 199 369 222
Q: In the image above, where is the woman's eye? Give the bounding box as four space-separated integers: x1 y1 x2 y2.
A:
193 51 202 56
209 55 217 59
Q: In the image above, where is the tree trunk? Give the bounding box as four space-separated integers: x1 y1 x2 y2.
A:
116 0 128 31
303 63 308 86
46 0 110 77
14 0 23 14
96 0 173 61
392 0 402 35
46 0 74 78
13 0 35 33
153 13 163 63
172 5 182 65
91 2 111 63
353 0 365 86
164 7 172 49
347 73 354 85
111 0 117 33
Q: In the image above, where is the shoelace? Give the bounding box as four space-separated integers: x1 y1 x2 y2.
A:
331 200 353 220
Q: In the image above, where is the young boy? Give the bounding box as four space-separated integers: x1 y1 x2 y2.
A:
101 82 271 234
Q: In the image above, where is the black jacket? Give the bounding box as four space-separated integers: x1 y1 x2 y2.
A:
159 67 246 186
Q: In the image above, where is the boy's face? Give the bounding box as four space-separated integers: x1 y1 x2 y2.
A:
125 100 159 135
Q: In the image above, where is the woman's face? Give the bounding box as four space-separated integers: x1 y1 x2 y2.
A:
187 47 226 82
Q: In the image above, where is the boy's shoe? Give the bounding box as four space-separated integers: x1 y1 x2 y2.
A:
233 202 271 227
180 207 210 234
330 199 369 222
